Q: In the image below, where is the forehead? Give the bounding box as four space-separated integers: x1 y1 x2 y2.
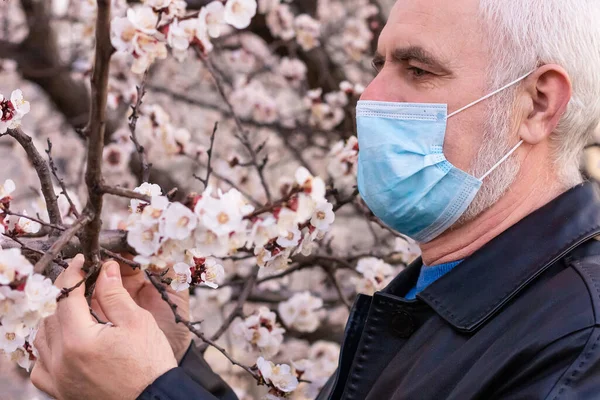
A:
380 0 488 68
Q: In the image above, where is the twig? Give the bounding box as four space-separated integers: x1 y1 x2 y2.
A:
46 139 79 218
57 275 88 301
146 272 260 380
101 185 151 203
4 210 65 232
195 121 219 190
34 214 93 274
7 128 63 234
46 139 80 218
323 267 351 310
129 69 152 182
197 50 272 202
210 266 259 341
186 154 261 206
100 248 140 269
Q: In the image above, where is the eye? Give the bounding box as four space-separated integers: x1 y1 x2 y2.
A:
407 66 430 77
371 59 384 73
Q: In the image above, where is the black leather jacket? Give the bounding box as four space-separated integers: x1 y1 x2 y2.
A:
140 182 600 400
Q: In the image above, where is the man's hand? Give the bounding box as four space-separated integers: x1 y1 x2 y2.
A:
91 256 192 362
31 255 178 400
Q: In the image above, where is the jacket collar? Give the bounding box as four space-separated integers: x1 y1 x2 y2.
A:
387 182 600 333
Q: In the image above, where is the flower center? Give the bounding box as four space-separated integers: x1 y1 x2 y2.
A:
5 332 15 341
217 212 230 224
178 216 190 227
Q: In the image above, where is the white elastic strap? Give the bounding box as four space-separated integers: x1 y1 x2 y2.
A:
447 71 534 119
479 140 524 180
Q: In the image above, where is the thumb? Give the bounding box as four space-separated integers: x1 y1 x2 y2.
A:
94 261 142 326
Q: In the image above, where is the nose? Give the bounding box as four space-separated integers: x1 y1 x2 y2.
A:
359 71 403 102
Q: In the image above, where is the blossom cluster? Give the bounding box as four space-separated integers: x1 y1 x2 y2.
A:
0 90 30 134
232 306 285 357
103 104 203 176
259 0 321 51
304 82 363 131
257 356 299 397
293 341 340 399
111 0 260 73
125 166 335 287
327 135 359 195
277 291 323 333
0 248 61 371
352 257 395 295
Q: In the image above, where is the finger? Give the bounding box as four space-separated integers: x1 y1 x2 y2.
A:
39 316 59 356
94 261 142 326
30 361 57 399
90 297 108 322
32 323 53 366
55 254 96 332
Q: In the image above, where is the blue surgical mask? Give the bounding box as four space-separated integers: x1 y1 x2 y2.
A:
356 72 532 243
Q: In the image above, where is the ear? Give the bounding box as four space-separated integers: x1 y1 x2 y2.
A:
518 64 572 145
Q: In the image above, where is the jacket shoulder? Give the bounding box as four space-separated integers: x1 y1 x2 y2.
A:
569 238 600 326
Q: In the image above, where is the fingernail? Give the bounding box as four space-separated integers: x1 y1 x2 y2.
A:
104 262 121 281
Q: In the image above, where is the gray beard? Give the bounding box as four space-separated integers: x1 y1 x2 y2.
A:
454 89 522 226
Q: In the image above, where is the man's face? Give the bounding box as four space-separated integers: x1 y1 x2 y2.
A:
360 0 492 173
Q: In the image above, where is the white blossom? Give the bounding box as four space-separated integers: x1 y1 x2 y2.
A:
161 202 198 240
171 262 192 292
310 201 335 231
0 325 25 354
10 347 33 371
233 307 285 357
0 248 33 285
276 226 301 248
224 0 257 29
127 223 162 256
0 90 30 133
201 257 225 288
195 187 254 237
256 357 299 393
143 0 171 9
130 182 162 213
294 14 321 51
266 4 295 40
0 179 15 201
278 291 323 332
353 257 395 295
249 216 278 248
199 1 226 38
24 274 61 318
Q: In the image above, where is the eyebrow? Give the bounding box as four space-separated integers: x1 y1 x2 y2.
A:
374 46 449 71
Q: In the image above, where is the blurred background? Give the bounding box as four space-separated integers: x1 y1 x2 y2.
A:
2 0 600 399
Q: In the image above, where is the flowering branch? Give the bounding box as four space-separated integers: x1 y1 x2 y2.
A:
46 139 80 219
194 121 219 190
7 128 63 234
79 0 114 276
146 272 260 380
210 265 259 342
101 185 152 203
198 50 272 202
34 214 93 275
129 69 152 182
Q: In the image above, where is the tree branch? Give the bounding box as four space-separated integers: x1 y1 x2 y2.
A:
7 127 63 233
33 214 93 274
80 0 114 278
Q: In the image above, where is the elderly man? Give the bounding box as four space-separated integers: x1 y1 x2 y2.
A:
31 0 600 399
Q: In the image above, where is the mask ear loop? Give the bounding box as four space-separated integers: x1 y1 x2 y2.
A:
479 139 524 180
447 71 534 119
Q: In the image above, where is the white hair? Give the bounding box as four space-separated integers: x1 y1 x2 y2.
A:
478 0 600 187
